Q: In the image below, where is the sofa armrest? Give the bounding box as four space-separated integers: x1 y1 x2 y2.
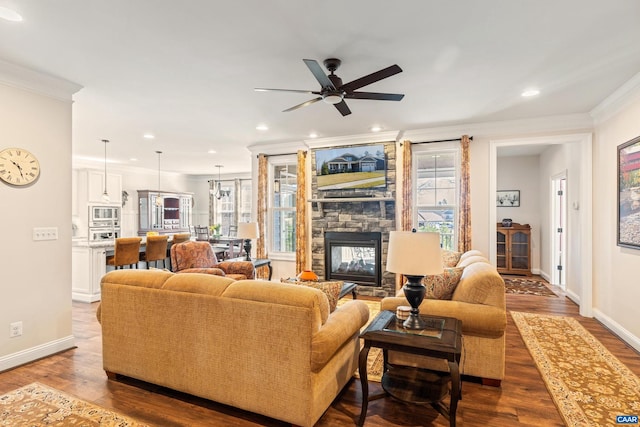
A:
310 300 370 372
216 261 255 279
381 297 506 338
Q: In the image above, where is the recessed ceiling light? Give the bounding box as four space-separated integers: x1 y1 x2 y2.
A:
129 158 138 162
208 149 217 154
371 125 382 132
0 6 23 22
143 133 155 139
256 124 269 131
309 132 318 138
521 89 540 97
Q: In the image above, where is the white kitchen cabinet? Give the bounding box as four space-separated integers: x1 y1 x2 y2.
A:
72 244 107 302
86 170 122 204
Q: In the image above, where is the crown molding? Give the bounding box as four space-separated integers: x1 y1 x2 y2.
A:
246 140 307 156
590 71 640 125
303 131 400 149
401 113 593 142
0 59 82 101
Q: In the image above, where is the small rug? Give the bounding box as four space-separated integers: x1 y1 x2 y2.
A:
0 382 149 426
503 275 557 297
511 311 640 427
338 298 383 382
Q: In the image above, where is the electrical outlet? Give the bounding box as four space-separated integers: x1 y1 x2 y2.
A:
10 321 22 338
33 227 58 241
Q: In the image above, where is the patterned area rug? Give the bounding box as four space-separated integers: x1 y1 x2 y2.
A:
0 382 149 426
338 298 383 382
511 312 640 427
503 275 558 297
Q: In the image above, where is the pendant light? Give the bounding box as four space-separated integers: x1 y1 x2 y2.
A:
155 150 163 207
213 164 230 200
101 139 110 203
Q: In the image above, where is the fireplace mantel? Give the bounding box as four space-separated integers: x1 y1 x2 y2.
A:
308 197 394 217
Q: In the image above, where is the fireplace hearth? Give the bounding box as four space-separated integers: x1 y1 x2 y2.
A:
324 232 381 287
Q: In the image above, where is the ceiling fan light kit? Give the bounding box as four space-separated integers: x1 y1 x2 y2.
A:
256 57 404 116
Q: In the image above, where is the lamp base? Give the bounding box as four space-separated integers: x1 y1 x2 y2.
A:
243 239 252 261
402 274 426 329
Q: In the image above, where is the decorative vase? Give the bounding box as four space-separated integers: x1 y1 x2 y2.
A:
296 270 319 281
501 218 513 227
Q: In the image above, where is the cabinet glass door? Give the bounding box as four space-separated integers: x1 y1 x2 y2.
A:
496 230 507 269
510 231 529 270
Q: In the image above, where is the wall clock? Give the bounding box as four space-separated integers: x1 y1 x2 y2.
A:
0 147 41 186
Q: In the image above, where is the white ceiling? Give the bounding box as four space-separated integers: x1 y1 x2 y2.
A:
1 1 640 175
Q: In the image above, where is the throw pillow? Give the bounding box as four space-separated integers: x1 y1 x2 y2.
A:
441 250 462 268
282 279 343 312
422 267 464 300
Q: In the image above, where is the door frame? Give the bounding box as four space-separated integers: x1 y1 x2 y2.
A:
551 171 567 287
489 133 593 317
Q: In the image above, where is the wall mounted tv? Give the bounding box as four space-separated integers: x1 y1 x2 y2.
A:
315 144 386 191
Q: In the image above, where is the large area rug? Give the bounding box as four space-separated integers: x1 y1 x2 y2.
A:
503 275 558 297
338 298 384 382
511 311 640 427
0 382 149 426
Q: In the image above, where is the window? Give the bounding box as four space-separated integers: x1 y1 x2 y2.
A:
413 147 459 250
211 179 252 235
271 162 297 255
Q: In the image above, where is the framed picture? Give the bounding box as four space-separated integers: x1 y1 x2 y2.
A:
496 190 520 207
617 136 640 249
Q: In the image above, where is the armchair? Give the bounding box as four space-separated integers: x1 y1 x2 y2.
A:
170 241 255 280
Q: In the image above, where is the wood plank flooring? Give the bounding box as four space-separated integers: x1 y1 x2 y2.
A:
1 285 640 426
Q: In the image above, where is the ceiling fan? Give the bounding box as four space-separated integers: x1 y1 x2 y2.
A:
255 58 404 116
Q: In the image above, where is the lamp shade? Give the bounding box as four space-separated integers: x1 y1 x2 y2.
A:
237 222 259 239
386 231 443 276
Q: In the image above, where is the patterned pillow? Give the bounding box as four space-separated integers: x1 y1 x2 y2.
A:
422 267 464 300
441 250 462 268
282 279 343 312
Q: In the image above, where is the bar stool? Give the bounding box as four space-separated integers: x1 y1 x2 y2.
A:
142 235 169 269
171 233 191 245
106 237 142 270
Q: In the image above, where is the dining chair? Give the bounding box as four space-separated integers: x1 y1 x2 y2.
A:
141 235 169 269
106 237 142 270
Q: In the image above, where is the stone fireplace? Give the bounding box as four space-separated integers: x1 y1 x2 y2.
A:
310 142 397 297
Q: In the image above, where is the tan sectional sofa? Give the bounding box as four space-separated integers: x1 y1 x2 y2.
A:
97 269 370 426
380 250 506 386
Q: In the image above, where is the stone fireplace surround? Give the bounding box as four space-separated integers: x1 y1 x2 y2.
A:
310 142 397 298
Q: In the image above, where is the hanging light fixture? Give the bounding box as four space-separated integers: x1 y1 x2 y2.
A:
155 150 163 206
101 139 110 203
213 164 230 200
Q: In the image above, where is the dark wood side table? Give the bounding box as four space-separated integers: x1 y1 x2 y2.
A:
358 310 462 427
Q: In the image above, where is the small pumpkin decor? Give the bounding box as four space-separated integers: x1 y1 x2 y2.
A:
296 270 319 281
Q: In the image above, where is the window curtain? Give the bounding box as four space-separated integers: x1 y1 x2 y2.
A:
256 154 268 278
295 150 307 273
458 135 472 252
401 140 413 231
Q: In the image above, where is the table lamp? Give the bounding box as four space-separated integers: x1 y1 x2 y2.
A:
386 230 443 329
237 222 259 261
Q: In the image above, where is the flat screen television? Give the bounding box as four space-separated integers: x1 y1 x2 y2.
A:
315 144 386 191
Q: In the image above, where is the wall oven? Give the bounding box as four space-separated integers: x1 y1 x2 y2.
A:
89 228 120 241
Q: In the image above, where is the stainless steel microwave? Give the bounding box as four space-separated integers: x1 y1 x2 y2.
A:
89 205 120 227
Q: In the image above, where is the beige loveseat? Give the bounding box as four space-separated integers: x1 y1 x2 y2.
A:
97 269 369 426
381 250 506 386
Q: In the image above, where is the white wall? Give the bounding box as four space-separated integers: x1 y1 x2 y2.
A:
496 155 541 272
592 87 640 350
0 71 80 370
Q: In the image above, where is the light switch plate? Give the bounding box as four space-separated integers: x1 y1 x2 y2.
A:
33 227 58 241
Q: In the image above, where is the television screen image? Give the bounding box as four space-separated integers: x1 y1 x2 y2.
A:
315 144 386 190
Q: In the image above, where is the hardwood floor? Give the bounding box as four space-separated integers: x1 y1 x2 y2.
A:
2 285 640 426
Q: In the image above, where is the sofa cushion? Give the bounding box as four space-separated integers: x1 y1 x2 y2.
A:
452 262 506 308
442 250 462 268
101 269 174 289
456 255 489 268
162 273 235 296
423 267 464 300
283 279 343 312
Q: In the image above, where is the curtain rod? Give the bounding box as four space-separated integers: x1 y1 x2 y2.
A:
257 152 300 158
409 136 473 145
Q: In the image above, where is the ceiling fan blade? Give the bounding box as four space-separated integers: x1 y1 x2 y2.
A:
334 100 352 116
255 88 321 95
340 64 403 93
303 59 336 89
283 97 322 112
346 91 405 101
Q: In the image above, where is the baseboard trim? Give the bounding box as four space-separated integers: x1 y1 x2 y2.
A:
72 292 101 303
565 289 580 305
592 309 640 354
0 335 76 372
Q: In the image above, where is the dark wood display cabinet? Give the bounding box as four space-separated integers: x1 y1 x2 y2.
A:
496 222 531 276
